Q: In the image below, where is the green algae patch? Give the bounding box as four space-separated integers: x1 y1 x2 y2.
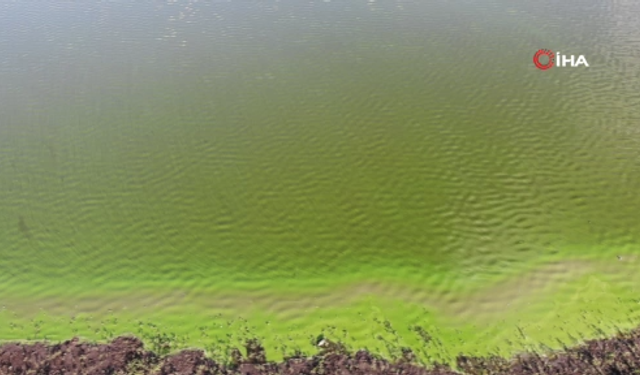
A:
1 259 640 367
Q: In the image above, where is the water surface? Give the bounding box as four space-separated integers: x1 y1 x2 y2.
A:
1 0 640 362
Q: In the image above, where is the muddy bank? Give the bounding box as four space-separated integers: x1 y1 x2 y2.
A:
3 326 640 374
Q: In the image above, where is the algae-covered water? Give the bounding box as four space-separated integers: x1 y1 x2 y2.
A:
1 0 640 363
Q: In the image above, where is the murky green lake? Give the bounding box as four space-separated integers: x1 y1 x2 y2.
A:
1 0 640 363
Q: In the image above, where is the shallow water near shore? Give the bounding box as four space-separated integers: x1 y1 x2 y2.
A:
1 0 640 364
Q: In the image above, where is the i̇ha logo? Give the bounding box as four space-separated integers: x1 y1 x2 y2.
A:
533 49 589 70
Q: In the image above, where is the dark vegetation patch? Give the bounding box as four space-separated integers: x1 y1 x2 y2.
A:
3 325 640 374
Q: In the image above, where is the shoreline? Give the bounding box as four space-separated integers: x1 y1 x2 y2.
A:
3 324 640 374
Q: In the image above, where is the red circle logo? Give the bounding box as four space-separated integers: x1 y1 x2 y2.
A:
533 49 554 70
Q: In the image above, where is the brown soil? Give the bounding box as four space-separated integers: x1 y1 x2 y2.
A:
3 326 640 374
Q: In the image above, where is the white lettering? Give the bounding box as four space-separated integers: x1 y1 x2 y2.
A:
575 55 589 67
561 55 575 67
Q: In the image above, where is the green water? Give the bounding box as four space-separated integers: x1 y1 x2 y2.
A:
1 0 640 364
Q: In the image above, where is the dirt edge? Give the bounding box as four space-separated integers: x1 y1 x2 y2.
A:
3 326 640 374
